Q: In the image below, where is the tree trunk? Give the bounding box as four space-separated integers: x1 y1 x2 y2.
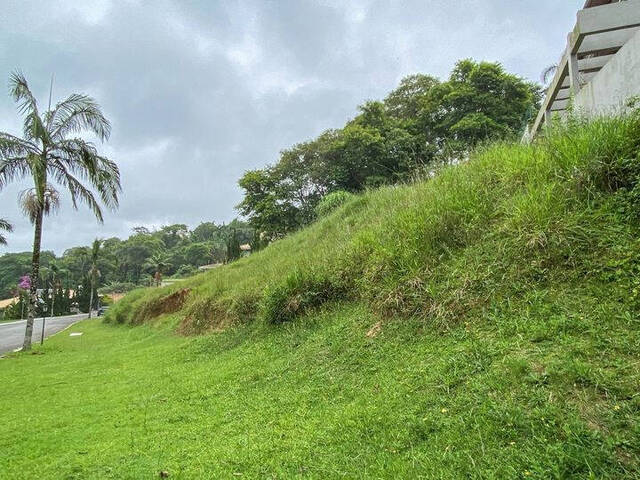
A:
23 210 43 351
88 277 94 319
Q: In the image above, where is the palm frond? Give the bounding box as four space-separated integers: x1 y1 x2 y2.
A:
49 93 111 142
22 110 48 143
0 218 13 246
49 138 121 210
48 162 105 222
9 71 39 116
0 156 30 189
3 72 120 228
541 64 558 85
19 185 60 224
0 132 38 158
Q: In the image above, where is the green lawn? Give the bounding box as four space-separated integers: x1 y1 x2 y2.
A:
1 291 639 479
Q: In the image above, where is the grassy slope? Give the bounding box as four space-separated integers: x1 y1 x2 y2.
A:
2 115 640 478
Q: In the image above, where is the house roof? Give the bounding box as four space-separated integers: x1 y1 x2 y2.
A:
0 297 18 309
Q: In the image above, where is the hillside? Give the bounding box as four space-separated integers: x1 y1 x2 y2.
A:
2 113 640 478
110 112 640 337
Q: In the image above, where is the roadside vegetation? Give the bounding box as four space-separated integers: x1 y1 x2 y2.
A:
0 220 254 299
2 113 636 477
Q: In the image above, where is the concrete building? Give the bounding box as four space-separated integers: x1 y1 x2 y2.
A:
526 0 640 139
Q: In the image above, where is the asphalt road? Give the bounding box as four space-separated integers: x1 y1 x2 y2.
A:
0 313 88 355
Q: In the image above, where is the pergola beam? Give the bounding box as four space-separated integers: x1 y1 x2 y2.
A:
528 0 640 138
551 99 570 111
577 27 640 55
578 53 615 71
573 0 640 52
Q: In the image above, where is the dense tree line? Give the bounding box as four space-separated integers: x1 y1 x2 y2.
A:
238 60 541 238
0 219 253 300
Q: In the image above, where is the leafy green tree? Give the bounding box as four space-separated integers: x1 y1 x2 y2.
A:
0 72 120 350
0 251 55 298
191 222 219 242
75 276 93 313
383 74 440 120
237 60 539 238
159 224 189 249
182 243 211 267
421 59 541 157
238 168 302 239
117 233 163 283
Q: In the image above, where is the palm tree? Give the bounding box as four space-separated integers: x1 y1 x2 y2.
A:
0 71 121 351
0 218 12 245
144 253 171 287
541 64 558 87
88 239 102 318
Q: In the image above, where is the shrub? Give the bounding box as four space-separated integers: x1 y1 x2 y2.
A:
174 265 197 278
315 191 356 218
259 268 348 324
98 281 137 295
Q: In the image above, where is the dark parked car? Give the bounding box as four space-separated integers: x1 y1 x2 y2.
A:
97 306 109 316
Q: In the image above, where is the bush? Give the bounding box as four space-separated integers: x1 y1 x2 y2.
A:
174 265 197 278
259 268 348 324
98 282 137 295
315 191 357 218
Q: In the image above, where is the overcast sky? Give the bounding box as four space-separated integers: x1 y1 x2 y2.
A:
0 0 584 255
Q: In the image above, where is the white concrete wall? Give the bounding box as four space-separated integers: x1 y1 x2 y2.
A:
574 29 640 114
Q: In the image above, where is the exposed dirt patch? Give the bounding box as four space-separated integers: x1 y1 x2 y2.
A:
140 289 191 322
176 298 234 336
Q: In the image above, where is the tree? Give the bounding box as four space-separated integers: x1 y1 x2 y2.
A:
420 59 541 157
0 218 12 245
182 243 211 267
383 74 439 120
191 222 219 242
118 233 164 283
226 229 241 263
159 224 189 249
143 252 171 287
237 168 303 239
0 71 121 350
87 239 102 318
